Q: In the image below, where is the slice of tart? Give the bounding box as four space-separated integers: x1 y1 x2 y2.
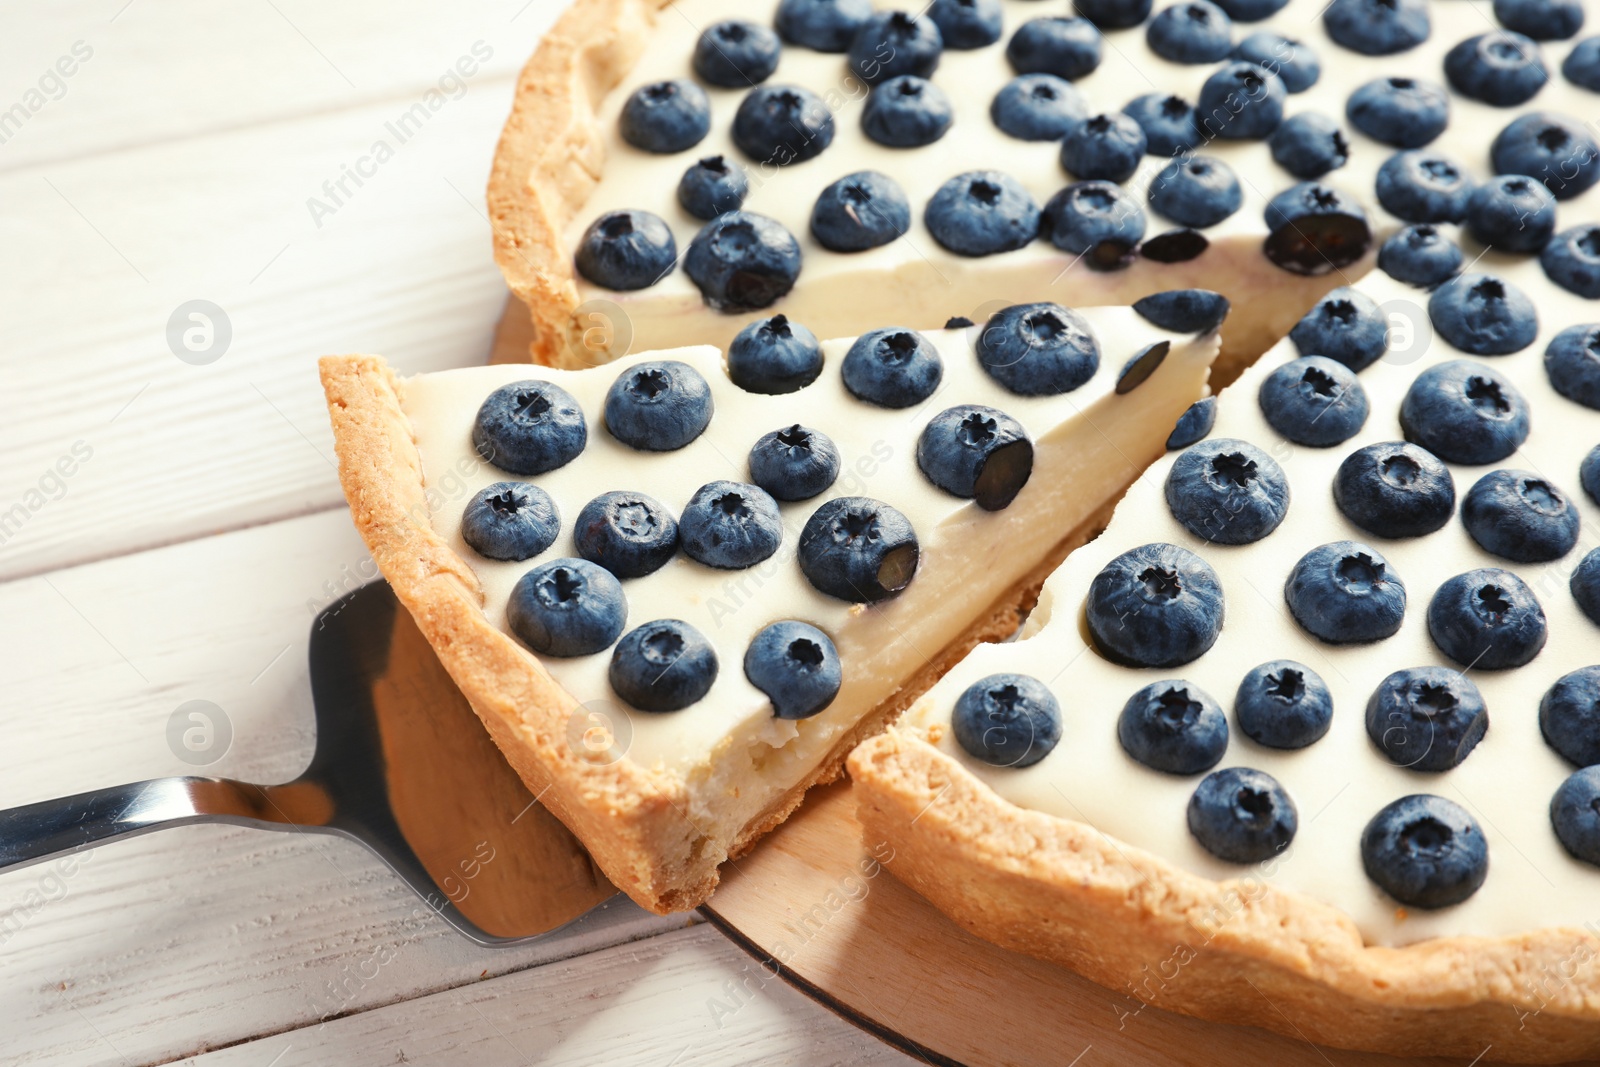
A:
321 297 1221 912
490 0 1383 378
853 253 1600 1060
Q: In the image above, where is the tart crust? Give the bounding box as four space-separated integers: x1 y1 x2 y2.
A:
848 730 1600 1064
319 352 1124 914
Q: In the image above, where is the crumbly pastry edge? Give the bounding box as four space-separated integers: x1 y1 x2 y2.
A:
848 730 1600 1063
318 352 1124 914
486 0 674 367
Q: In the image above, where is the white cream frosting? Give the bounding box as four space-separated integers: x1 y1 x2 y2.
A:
403 310 1215 839
561 0 1600 359
902 255 1600 947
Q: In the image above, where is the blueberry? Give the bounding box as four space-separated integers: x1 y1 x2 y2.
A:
917 405 1034 510
745 620 842 720
1166 438 1291 545
953 674 1063 767
810 170 911 253
1553 767 1600 866
1323 0 1430 56
609 619 717 711
1086 543 1225 667
1334 441 1457 538
1212 0 1288 20
575 210 677 291
1235 660 1333 749
1007 17 1103 80
1364 667 1488 772
1123 94 1200 156
1445 31 1547 107
992 75 1088 142
1133 289 1231 333
1563 36 1600 89
1231 32 1319 91
694 20 782 88
842 327 943 408
1141 228 1211 262
1541 666 1600 766
1343 77 1448 149
1361 795 1487 907
1268 112 1349 179
1117 341 1171 394
1496 0 1584 40
678 156 749 220
928 0 1003 48
976 302 1101 396
1148 156 1242 228
748 424 841 501
1436 273 1542 357
473 380 588 478
1585 444 1600 505
1543 226 1600 300
461 482 560 562
679 480 783 569
727 314 822 395
604 360 714 451
1466 176 1558 253
1400 360 1531 465
1262 182 1372 276
1258 355 1369 447
732 85 834 164
1042 181 1146 269
1167 397 1218 449
1289 287 1386 372
1196 62 1286 140
1076 0 1155 30
1429 569 1549 670
684 211 803 312
1060 113 1147 182
798 497 920 601
1544 322 1600 407
573 491 679 578
776 0 872 51
508 558 627 657
1461 469 1581 562
1147 1 1234 64
862 76 953 148
1574 547 1600 623
849 11 944 87
620 80 711 153
925 171 1041 256
1379 225 1465 287
1491 112 1600 200
1374 151 1473 224
1117 680 1229 774
1189 767 1297 862
1285 541 1407 644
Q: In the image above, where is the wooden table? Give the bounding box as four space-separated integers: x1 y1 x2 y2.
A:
0 3 920 1062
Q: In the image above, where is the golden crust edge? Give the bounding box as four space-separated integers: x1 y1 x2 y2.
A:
486 0 672 367
846 730 1600 1063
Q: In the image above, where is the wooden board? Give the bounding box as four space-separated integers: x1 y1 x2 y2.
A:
705 781 1518 1067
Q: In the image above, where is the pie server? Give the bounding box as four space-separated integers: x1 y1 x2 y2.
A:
0 582 617 944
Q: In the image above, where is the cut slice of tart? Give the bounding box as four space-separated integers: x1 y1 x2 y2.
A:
321 297 1221 912
490 0 1381 379
852 252 1600 1060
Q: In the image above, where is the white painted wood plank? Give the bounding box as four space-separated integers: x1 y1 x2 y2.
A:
0 78 522 580
0 0 560 171
0 507 685 1066
180 925 920 1067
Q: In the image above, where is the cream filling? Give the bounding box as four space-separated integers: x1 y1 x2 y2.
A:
559 0 1591 357
403 309 1216 840
901 256 1600 947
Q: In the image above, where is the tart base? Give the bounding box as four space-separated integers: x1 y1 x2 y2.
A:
847 730 1600 1064
321 352 1125 914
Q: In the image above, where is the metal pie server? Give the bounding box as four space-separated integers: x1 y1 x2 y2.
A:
0 582 616 944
